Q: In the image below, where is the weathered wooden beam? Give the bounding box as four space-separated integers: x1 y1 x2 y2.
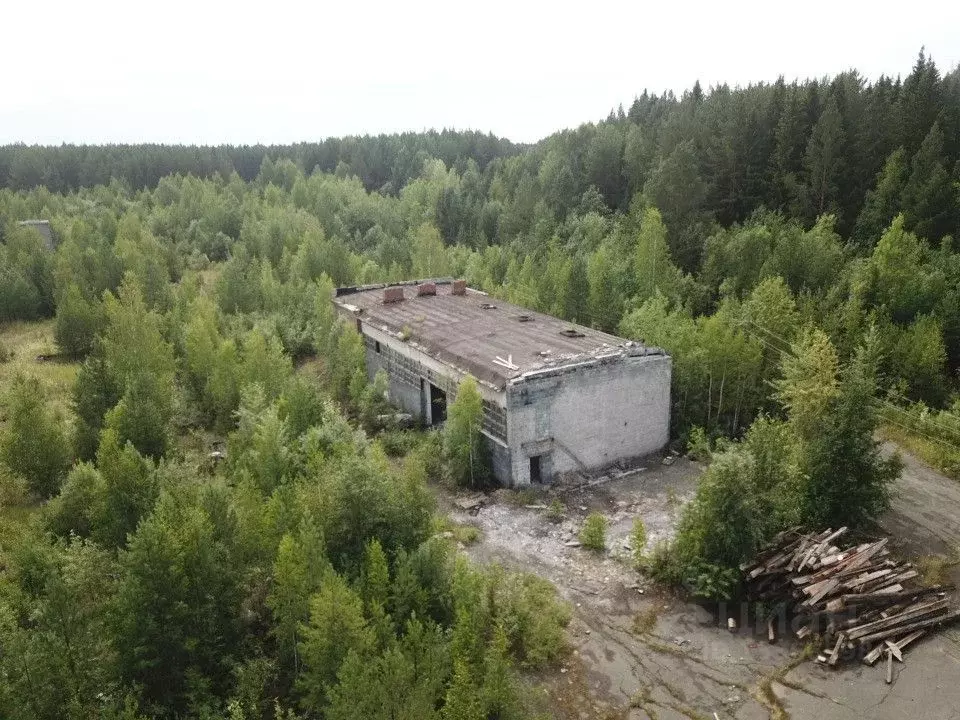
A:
855 608 960 646
847 599 949 641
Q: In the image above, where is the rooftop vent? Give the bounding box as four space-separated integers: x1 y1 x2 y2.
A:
383 286 405 304
417 282 437 297
515 314 533 322
479 302 497 310
559 328 585 338
452 279 467 296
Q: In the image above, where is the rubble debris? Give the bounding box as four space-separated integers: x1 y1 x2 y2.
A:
454 495 485 512
743 527 958 675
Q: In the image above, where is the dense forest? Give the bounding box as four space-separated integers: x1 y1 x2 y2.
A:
2 51 960 718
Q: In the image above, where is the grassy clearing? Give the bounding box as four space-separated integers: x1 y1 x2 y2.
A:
0 320 79 424
878 423 960 480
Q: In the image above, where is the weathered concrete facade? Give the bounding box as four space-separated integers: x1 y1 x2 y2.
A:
505 352 671 485
335 280 671 486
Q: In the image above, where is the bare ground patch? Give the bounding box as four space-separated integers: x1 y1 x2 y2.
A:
438 448 960 719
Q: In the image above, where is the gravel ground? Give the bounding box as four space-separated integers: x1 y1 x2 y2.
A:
439 448 960 720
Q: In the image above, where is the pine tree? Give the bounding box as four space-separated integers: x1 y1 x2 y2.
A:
803 96 845 218
852 147 909 249
901 122 958 241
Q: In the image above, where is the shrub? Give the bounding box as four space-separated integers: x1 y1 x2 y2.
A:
546 499 565 522
578 512 607 551
378 429 424 457
630 518 648 569
682 560 739 600
686 426 712 461
0 465 29 507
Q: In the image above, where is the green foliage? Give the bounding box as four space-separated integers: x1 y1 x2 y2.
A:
359 369 391 433
0 374 71 497
546 498 565 522
578 512 608 551
0 537 120 720
297 572 374 713
0 226 55 322
3 58 960 716
686 426 712 461
774 327 840 441
795 349 901 527
443 375 492 488
658 332 899 597
114 492 243 715
630 518 648 569
54 283 103 356
0 464 29 508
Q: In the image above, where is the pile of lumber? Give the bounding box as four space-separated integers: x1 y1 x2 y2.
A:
742 527 958 677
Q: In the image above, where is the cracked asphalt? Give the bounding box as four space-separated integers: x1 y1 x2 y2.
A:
443 448 960 719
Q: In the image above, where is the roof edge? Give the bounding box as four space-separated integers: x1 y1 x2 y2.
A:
335 278 484 299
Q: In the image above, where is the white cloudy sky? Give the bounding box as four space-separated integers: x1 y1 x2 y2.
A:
4 0 959 145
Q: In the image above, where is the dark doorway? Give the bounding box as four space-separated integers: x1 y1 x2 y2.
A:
429 383 447 425
529 455 542 484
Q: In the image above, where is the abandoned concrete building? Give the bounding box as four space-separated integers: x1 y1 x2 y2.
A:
333 279 671 486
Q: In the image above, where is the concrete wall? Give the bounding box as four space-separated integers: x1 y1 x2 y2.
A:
506 353 671 485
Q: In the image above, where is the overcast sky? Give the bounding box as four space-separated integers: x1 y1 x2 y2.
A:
4 0 959 146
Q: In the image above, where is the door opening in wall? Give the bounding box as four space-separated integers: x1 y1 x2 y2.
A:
429 383 447 425
529 455 542 484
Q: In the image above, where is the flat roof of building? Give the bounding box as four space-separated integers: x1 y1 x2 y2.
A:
334 279 665 390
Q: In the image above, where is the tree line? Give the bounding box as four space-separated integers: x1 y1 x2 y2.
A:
2 53 960 692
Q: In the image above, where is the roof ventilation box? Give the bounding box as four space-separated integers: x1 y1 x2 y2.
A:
452 279 467 295
417 282 437 297
383 286 405 303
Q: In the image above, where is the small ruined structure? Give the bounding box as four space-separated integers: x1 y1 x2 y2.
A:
333 279 671 486
16 220 55 250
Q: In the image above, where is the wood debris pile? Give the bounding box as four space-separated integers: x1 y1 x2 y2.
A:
742 527 958 677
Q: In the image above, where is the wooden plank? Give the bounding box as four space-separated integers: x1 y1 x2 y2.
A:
855 609 960 646
828 632 845 666
863 644 884 665
885 640 903 662
805 579 840 607
803 577 838 597
886 650 893 683
893 629 926 653
841 585 949 607
841 568 893 590
847 599 950 641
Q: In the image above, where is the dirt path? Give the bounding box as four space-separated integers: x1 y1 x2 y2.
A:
880 441 960 565
443 449 960 719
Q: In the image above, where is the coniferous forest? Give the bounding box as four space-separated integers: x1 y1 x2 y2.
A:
1 52 960 718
